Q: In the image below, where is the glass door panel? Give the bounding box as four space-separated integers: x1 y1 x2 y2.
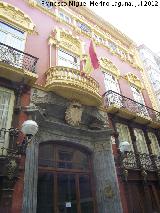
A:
58 174 77 213
79 175 94 213
37 173 54 213
81 201 94 213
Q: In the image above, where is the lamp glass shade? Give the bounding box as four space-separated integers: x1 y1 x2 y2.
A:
21 120 38 136
119 141 131 153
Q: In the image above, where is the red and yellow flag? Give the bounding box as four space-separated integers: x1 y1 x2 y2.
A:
80 40 99 75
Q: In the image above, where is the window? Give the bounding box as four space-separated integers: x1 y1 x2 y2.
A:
148 132 160 156
35 0 53 9
104 72 120 92
93 34 105 44
76 22 91 34
116 123 134 151
134 128 149 154
0 21 25 51
58 49 80 69
0 87 15 149
108 41 117 51
104 72 122 106
131 85 148 116
58 12 71 24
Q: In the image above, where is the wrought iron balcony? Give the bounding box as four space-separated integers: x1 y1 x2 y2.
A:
104 90 160 128
45 66 102 106
120 151 160 172
0 42 38 84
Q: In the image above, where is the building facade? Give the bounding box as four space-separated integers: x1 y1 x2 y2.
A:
0 1 160 213
138 44 160 110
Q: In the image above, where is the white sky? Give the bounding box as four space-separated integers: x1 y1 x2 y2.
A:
87 0 160 53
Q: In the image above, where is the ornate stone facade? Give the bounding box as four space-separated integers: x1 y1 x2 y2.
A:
22 88 123 213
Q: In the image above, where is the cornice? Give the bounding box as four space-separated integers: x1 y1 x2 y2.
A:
100 57 120 78
73 6 135 48
125 73 143 90
0 1 36 33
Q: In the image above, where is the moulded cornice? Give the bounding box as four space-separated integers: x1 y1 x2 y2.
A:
125 73 143 89
70 4 135 48
48 28 82 56
0 1 35 33
100 57 120 77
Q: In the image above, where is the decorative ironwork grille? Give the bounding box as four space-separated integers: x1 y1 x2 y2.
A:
120 151 160 172
0 42 38 73
121 151 138 169
154 155 160 170
139 153 155 171
104 90 160 123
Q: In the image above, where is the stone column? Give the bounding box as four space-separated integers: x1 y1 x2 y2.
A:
93 139 123 213
22 137 39 213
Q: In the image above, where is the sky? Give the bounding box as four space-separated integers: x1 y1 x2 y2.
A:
86 0 160 53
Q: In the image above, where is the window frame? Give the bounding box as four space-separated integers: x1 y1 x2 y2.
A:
57 48 80 70
0 87 15 153
134 128 149 154
0 21 26 51
148 132 160 156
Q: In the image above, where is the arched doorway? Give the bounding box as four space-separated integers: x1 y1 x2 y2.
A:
37 142 97 213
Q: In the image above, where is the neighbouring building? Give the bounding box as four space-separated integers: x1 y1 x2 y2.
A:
0 1 160 213
138 44 160 110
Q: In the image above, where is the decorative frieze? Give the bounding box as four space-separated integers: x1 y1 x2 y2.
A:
125 73 143 89
48 29 82 56
100 57 120 77
0 1 35 33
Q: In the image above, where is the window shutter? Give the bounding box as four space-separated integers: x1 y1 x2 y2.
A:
104 72 120 93
0 88 15 149
148 132 160 156
134 129 149 154
116 123 134 151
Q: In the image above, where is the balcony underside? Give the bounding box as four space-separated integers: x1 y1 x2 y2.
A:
107 105 160 129
0 61 38 84
45 66 102 106
45 81 102 106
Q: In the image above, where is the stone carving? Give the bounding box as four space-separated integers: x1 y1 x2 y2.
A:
104 183 114 199
49 29 82 56
100 57 120 77
65 101 83 126
0 1 35 33
125 73 143 89
89 109 109 130
94 141 110 152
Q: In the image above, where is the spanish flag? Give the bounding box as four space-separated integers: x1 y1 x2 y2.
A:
80 40 99 75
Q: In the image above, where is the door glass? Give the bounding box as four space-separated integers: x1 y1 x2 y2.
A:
79 175 94 213
37 173 54 213
58 174 77 213
81 201 94 213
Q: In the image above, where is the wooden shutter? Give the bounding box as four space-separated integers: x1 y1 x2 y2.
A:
134 129 149 153
116 123 134 151
148 132 160 156
0 87 15 150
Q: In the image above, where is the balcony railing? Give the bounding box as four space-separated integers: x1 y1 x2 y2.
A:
45 66 102 106
0 42 38 73
121 151 160 172
104 90 160 126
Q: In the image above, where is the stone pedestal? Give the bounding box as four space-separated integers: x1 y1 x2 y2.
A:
93 141 123 213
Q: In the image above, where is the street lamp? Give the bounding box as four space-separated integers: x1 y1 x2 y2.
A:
119 141 131 182
21 120 38 137
119 141 131 153
0 120 38 179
